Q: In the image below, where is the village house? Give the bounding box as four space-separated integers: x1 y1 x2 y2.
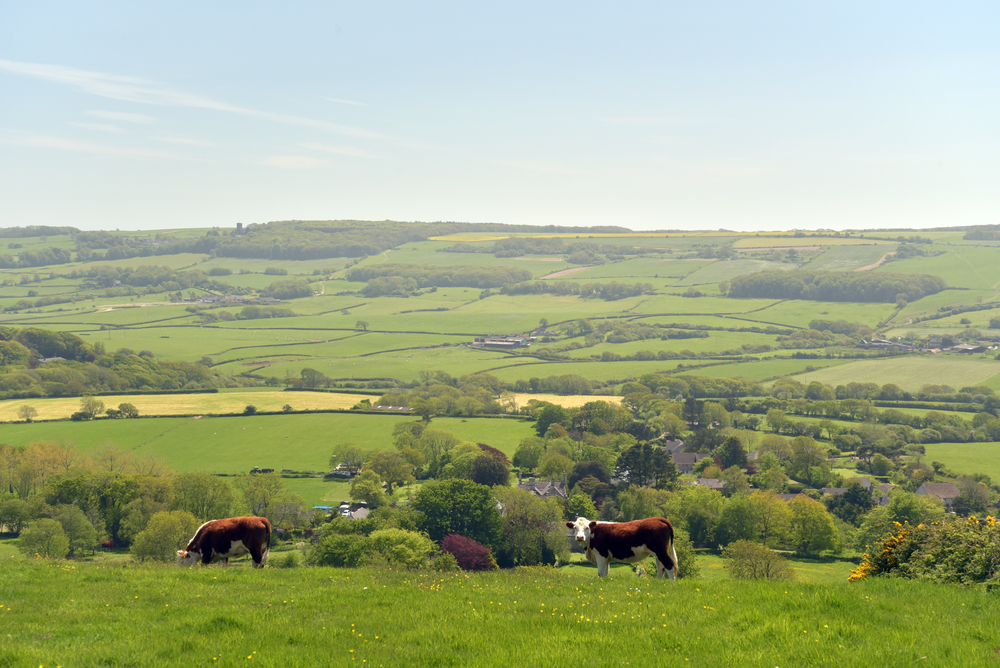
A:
672 452 710 474
516 472 568 499
916 482 960 512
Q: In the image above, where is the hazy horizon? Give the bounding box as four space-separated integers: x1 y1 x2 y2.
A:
2 2 997 232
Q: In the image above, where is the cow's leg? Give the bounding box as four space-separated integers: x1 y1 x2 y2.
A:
651 543 676 581
249 544 268 568
596 556 610 578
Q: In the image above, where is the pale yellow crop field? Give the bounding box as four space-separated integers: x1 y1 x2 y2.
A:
514 393 620 409
0 391 379 422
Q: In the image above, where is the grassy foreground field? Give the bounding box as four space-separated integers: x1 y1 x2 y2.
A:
1 559 997 667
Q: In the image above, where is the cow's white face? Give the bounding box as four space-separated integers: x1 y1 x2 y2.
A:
566 517 596 545
177 549 200 567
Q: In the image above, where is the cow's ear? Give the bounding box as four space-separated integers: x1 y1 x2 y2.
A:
588 521 597 530
565 521 574 528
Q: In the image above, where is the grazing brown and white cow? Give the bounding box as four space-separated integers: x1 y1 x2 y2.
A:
566 516 678 580
177 516 271 568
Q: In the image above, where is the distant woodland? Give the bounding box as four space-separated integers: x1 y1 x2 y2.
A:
727 270 947 303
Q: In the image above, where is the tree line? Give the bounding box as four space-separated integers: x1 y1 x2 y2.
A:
0 326 251 399
727 270 946 303
347 263 533 290
0 441 307 562
501 280 654 301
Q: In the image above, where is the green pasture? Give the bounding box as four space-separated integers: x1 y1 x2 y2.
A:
893 291 998 326
485 359 683 384
0 412 533 474
882 247 1000 291
241 346 522 385
922 441 1000 486
794 356 1000 392
0 414 412 474
673 259 796 286
558 331 763 358
802 244 895 272
281 476 354 507
567 257 701 281
748 300 896 329
630 292 771 317
1 560 997 667
682 358 850 381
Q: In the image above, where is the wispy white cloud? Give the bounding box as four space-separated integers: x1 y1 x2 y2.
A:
150 136 217 147
264 155 330 169
0 128 181 159
325 97 366 106
87 110 156 124
299 142 380 159
0 59 385 139
70 122 125 133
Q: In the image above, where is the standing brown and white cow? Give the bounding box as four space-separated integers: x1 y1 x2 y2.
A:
177 516 271 568
566 516 678 580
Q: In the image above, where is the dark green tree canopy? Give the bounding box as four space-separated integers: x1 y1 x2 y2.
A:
412 479 503 550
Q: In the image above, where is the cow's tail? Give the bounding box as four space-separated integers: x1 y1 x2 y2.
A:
663 518 679 581
669 536 679 581
259 518 272 568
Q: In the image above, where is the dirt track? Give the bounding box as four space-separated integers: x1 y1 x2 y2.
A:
856 251 896 271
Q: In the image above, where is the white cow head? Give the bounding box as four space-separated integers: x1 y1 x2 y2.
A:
565 517 597 545
176 549 201 567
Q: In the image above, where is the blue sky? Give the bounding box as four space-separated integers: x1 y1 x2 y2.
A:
1 2 996 232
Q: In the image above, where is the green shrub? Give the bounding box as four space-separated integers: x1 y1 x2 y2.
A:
722 540 795 581
271 550 302 569
308 532 372 567
131 511 200 563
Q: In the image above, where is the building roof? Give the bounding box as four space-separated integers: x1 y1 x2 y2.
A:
672 452 707 464
662 440 685 455
694 478 725 490
517 474 568 499
917 482 960 499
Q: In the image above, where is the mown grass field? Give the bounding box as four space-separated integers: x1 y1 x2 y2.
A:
1 559 997 667
922 441 1000 486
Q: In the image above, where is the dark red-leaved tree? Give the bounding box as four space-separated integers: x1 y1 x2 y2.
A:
477 443 510 466
441 533 497 571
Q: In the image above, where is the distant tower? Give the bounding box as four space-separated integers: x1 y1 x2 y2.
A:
236 222 243 235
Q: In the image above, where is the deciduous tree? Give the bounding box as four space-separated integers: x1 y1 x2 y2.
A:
19 518 70 558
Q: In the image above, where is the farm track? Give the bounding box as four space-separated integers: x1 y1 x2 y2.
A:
855 251 897 271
